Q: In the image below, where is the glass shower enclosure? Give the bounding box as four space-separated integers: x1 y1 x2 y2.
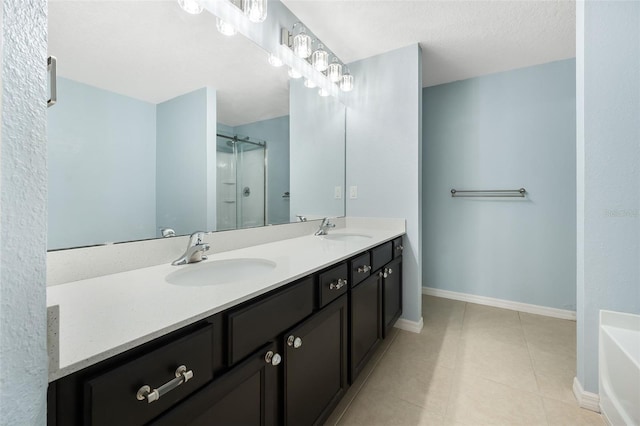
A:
216 133 267 231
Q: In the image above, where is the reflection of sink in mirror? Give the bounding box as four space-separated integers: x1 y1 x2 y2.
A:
320 234 373 242
166 258 277 287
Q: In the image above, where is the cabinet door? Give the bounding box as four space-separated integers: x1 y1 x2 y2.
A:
284 295 348 426
350 274 382 383
383 257 402 337
151 343 279 426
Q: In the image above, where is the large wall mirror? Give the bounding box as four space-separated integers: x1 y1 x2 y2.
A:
47 1 346 250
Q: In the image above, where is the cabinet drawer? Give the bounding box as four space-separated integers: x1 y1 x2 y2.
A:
85 325 214 426
228 277 314 365
349 252 371 288
392 237 404 259
318 263 349 308
371 242 393 272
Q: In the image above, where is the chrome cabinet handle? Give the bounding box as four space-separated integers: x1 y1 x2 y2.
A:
136 365 193 404
287 335 303 348
356 265 371 273
329 278 347 290
47 56 57 107
388 268 393 275
383 268 389 278
396 245 403 251
264 351 282 366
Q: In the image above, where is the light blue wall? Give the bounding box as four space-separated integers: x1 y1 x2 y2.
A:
48 78 157 249
234 115 290 225
577 0 640 394
346 44 423 325
290 79 345 221
156 88 216 236
422 60 576 310
0 1 48 423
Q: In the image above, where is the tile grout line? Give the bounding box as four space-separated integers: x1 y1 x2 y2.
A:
519 310 551 426
442 301 468 423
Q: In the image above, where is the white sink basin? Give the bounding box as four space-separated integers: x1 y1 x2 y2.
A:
320 233 373 242
166 258 277 287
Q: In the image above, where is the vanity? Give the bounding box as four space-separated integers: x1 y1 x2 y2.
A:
47 222 405 426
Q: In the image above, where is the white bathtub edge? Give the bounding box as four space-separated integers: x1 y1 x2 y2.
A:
573 377 601 413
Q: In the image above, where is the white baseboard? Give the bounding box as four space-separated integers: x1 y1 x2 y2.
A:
573 377 601 413
394 316 424 333
422 287 576 321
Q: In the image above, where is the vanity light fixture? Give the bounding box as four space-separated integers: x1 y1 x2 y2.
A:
340 68 354 92
178 0 203 14
242 0 267 23
288 68 302 79
292 24 312 59
318 88 330 97
311 43 329 72
304 79 317 89
268 53 284 67
327 57 343 83
216 17 237 36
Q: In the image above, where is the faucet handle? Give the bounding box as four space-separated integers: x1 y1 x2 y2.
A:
189 231 206 245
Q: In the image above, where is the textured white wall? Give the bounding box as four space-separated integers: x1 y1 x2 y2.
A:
345 44 423 325
0 0 48 424
576 0 640 394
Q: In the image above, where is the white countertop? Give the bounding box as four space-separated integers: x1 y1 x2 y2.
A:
47 221 405 381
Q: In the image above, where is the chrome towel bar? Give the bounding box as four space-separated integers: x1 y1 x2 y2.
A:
450 188 526 198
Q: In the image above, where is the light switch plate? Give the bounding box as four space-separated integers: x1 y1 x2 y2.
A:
349 186 358 199
334 186 342 199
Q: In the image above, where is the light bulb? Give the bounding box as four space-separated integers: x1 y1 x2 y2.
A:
318 88 330 97
340 72 354 92
312 43 329 72
288 68 302 79
178 0 203 14
304 79 317 88
216 18 237 36
328 57 343 83
243 0 267 23
293 25 312 59
268 53 283 67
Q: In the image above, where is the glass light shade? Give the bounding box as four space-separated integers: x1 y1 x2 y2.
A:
243 0 267 23
288 68 302 79
340 73 354 92
311 44 329 72
318 88 330 97
327 58 343 83
216 18 237 36
178 0 203 14
268 53 283 67
304 79 317 88
293 26 312 59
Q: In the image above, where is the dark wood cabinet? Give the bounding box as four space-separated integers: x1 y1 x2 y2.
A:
151 342 279 426
48 237 403 426
349 273 382 383
382 256 402 337
284 295 348 426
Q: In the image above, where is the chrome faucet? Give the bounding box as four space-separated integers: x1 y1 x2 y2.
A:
314 218 336 236
172 231 210 266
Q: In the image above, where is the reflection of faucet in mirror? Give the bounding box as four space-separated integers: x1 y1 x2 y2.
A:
314 218 336 236
296 215 307 222
160 228 176 238
172 232 210 266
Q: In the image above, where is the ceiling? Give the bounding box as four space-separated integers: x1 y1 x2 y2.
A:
49 1 575 127
282 0 576 87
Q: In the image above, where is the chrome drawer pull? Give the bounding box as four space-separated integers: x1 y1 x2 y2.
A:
329 278 347 290
136 365 194 404
287 335 303 348
396 245 403 251
356 265 371 273
265 350 282 366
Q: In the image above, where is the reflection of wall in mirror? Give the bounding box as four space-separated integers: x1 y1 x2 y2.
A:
290 79 346 221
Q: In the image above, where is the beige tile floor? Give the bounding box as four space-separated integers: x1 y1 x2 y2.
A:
325 295 604 426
